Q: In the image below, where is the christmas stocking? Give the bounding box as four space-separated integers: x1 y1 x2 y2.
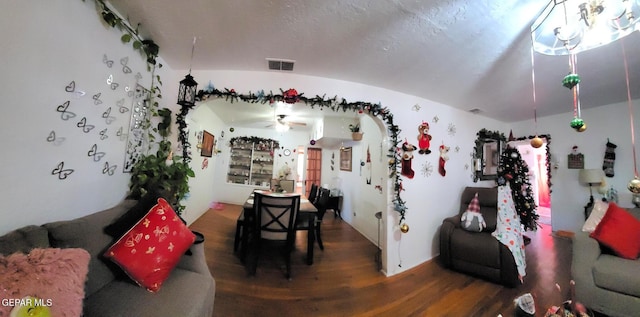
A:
438 145 449 177
402 155 414 179
401 141 416 179
603 140 617 177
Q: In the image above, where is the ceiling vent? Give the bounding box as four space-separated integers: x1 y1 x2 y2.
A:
267 58 295 71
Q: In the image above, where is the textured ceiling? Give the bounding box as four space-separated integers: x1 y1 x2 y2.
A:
108 0 640 123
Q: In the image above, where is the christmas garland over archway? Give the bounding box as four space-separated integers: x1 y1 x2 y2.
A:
196 87 409 226
229 136 280 149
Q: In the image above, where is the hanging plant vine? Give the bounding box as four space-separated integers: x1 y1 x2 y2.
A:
196 87 409 226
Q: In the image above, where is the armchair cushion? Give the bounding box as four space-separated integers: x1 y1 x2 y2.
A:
592 253 640 297
590 202 640 260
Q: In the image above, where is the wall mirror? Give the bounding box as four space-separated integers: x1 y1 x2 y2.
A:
473 129 506 182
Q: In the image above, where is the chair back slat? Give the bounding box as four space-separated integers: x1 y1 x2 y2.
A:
308 183 319 203
314 188 331 220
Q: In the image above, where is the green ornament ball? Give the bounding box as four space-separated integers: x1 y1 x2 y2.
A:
562 73 581 89
570 117 584 129
229 127 235 132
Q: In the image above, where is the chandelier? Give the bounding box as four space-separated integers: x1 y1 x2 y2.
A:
531 0 640 55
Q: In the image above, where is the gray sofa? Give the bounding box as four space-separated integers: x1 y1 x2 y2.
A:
0 199 215 317
572 206 640 317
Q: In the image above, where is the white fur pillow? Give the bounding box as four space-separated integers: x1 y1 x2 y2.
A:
582 200 609 232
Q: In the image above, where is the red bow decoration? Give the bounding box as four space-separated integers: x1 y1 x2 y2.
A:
283 88 299 104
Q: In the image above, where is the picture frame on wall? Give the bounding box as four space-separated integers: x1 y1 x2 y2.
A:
340 147 352 171
201 130 214 157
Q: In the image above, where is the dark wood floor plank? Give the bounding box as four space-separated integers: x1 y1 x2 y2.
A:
190 204 576 317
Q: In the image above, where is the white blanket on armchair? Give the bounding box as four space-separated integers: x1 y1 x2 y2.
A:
492 183 527 281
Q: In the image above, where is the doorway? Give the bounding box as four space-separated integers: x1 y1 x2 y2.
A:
513 140 551 225
305 147 322 196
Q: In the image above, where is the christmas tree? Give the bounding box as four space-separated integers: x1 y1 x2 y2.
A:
497 146 539 232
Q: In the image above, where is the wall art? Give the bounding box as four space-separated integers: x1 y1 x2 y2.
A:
123 84 150 172
340 147 352 171
200 130 214 157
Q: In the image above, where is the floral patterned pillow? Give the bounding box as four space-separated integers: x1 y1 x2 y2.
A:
104 198 195 292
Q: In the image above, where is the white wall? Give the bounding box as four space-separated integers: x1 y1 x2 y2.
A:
188 69 504 275
0 0 177 234
180 105 225 224
510 100 640 232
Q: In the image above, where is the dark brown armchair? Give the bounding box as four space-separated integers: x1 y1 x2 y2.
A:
439 186 519 287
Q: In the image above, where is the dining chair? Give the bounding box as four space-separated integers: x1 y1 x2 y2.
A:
307 183 319 204
279 179 295 193
248 192 300 279
296 187 330 250
234 189 259 254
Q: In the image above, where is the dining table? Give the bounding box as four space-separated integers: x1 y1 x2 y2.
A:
242 190 319 265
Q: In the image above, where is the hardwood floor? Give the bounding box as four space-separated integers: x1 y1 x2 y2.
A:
190 204 578 317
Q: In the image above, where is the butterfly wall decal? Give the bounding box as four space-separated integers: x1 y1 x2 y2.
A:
103 54 114 68
103 161 117 176
99 128 108 140
102 107 116 124
106 74 119 90
92 92 103 105
120 56 132 74
64 80 85 98
65 81 75 92
52 161 74 180
88 144 106 162
116 126 127 141
77 117 95 133
116 98 129 113
46 130 66 146
124 86 134 97
56 100 76 121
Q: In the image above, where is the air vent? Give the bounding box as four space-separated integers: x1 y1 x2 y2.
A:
267 58 295 71
468 108 483 114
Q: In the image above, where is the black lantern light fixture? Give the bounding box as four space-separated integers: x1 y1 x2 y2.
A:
177 37 198 108
177 73 197 108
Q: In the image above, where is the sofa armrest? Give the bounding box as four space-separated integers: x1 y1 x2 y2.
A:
439 215 461 268
176 242 212 277
571 232 601 286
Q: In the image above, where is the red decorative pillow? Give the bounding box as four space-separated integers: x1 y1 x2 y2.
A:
104 198 195 292
590 202 640 260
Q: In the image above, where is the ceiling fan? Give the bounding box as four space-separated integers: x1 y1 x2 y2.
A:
265 114 307 129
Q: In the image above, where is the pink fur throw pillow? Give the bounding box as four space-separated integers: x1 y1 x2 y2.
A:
0 248 90 317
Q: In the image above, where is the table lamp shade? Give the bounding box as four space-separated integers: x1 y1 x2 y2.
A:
579 169 604 185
